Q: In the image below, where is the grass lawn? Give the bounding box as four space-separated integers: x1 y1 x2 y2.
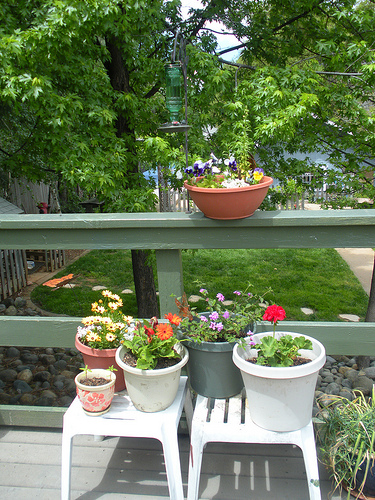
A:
30 248 369 321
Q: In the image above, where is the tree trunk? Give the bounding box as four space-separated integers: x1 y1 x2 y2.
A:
104 37 159 318
131 250 159 317
357 255 375 369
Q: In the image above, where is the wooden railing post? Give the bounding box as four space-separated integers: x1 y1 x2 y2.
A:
156 249 184 316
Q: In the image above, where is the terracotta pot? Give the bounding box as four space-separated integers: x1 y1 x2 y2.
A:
184 175 273 220
75 334 125 392
75 368 116 416
115 344 189 412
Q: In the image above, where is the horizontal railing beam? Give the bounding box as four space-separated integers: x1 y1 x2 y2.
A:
1 210 375 249
1 317 374 356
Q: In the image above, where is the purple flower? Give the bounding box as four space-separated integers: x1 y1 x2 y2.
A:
216 322 224 332
223 310 230 319
247 292 253 297
200 315 208 322
246 329 253 336
248 339 256 346
216 293 225 302
233 290 241 296
209 322 217 330
199 288 207 294
254 167 264 175
209 312 219 321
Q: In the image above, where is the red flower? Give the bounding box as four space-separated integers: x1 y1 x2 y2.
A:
144 327 155 338
164 312 182 326
263 304 286 324
150 316 158 328
156 324 174 340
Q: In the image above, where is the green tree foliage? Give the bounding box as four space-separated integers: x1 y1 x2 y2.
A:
0 0 184 206
1 1 375 208
182 0 375 209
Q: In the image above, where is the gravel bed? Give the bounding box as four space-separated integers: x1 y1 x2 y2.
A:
0 297 84 408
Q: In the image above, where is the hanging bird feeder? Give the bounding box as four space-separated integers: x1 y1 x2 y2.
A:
159 33 191 133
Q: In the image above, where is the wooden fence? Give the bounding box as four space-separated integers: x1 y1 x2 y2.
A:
0 250 28 302
0 209 375 427
158 187 306 212
25 249 66 272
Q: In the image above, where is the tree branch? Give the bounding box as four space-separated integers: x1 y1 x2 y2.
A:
217 0 326 56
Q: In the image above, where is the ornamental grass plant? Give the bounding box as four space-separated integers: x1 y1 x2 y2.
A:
318 391 375 499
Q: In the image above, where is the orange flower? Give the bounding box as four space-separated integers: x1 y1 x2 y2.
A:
156 324 174 340
164 313 182 326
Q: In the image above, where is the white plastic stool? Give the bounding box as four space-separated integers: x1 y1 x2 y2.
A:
187 392 321 500
61 376 191 500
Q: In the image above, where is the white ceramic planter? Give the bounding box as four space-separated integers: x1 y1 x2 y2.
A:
115 344 189 412
75 368 116 416
233 332 326 432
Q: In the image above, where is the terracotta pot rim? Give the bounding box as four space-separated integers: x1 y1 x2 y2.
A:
184 175 273 194
75 334 120 357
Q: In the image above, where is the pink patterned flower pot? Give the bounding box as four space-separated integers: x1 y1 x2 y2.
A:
75 368 116 416
75 334 125 392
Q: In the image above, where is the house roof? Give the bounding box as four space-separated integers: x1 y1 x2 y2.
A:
0 197 24 214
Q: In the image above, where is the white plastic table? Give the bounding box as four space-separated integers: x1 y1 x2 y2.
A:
61 376 192 500
187 391 322 500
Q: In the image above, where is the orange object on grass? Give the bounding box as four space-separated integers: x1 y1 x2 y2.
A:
43 274 74 288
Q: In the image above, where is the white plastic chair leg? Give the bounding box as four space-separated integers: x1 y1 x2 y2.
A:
299 425 322 500
161 427 184 500
187 424 206 500
61 431 73 500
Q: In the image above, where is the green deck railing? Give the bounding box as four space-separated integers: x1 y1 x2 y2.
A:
0 209 374 426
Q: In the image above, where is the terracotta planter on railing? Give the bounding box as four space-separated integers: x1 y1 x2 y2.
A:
184 176 273 220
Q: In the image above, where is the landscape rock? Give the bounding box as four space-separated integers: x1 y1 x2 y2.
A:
353 375 374 395
13 380 32 393
17 369 33 383
14 297 27 309
363 366 375 379
4 305 17 316
0 369 18 383
7 347 20 358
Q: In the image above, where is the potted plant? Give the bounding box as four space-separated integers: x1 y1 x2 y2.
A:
176 285 269 398
115 314 189 412
74 365 117 416
75 289 134 392
318 391 375 499
183 153 273 219
232 304 326 432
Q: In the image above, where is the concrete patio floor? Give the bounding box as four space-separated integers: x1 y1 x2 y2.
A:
0 425 345 500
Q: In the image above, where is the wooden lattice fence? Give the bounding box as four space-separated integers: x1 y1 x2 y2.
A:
0 249 28 302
